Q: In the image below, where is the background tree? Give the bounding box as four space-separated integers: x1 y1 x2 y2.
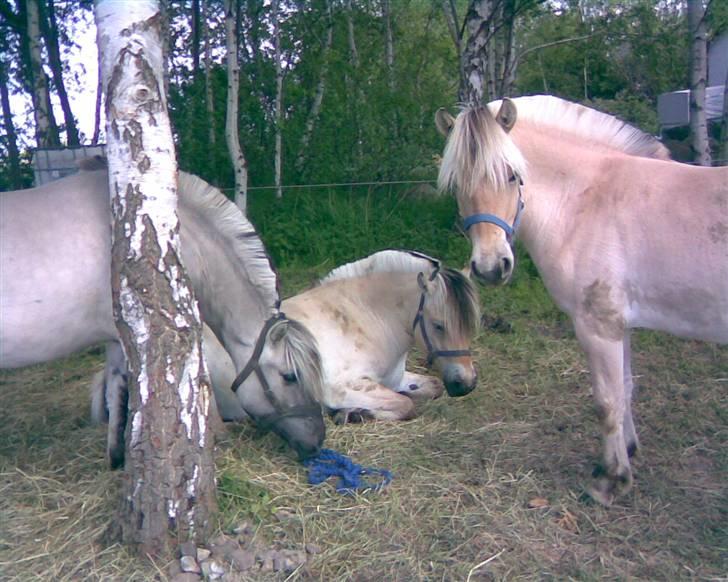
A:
95 0 216 556
688 0 711 165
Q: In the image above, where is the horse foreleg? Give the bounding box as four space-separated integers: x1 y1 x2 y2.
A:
622 332 639 458
575 324 632 506
327 378 416 423
394 371 445 402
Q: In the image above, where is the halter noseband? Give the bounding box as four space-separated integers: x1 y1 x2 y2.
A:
230 312 321 431
412 270 471 367
462 176 524 243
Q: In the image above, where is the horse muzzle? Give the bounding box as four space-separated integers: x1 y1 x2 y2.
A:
471 256 513 285
443 365 478 397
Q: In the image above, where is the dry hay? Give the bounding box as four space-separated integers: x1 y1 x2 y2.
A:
0 313 726 580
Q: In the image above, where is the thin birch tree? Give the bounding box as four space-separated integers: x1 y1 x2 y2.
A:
95 0 216 556
688 0 711 165
273 0 283 199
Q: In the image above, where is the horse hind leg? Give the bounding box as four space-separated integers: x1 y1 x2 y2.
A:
103 342 129 469
622 333 639 458
575 324 633 506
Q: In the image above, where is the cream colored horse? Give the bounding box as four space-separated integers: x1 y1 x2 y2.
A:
129 250 480 424
436 95 728 505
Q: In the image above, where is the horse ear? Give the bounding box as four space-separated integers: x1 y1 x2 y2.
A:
435 108 455 137
495 98 517 133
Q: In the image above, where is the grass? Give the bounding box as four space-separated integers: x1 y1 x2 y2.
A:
1 188 726 580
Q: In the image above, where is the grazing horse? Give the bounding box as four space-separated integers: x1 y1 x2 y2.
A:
436 95 728 505
0 159 325 465
96 250 480 426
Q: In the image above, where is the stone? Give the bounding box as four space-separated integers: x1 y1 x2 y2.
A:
196 548 211 562
170 574 201 582
232 521 254 536
230 548 256 571
180 555 201 574
305 543 321 555
200 559 225 580
258 550 276 572
180 541 197 557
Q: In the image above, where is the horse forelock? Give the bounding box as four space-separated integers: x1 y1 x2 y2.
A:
438 105 527 199
270 318 324 403
177 172 280 312
494 95 671 160
436 268 480 339
321 249 440 283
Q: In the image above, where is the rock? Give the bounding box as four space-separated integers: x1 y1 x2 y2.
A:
272 550 306 573
200 559 225 580
180 555 201 574
527 497 549 509
258 550 276 572
180 541 197 558
196 548 211 562
230 548 256 571
210 537 238 560
275 509 295 521
170 574 201 582
305 543 321 555
232 521 254 536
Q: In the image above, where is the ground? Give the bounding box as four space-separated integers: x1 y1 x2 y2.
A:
0 271 726 581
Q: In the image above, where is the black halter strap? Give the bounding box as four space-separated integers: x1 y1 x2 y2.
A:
412 271 471 367
230 313 320 431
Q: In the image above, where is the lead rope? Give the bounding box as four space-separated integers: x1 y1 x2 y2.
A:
303 449 393 494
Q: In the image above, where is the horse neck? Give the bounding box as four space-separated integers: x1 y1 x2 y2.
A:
340 273 422 352
178 211 269 371
511 124 599 266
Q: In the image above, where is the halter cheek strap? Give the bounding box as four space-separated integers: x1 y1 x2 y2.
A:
412 272 471 367
230 312 321 431
462 178 525 243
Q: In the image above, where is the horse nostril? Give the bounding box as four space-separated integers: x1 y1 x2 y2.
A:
501 256 512 276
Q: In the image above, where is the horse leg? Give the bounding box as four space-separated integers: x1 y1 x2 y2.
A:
394 371 445 402
103 342 129 469
328 378 416 423
574 324 632 506
89 369 108 424
622 332 639 458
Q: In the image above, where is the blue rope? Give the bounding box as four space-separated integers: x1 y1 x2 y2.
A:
303 449 393 494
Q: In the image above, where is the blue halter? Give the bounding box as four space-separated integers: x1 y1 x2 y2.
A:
462 178 525 243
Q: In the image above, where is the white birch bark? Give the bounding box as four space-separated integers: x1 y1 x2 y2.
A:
95 0 216 556
26 0 58 147
224 0 248 212
688 0 711 166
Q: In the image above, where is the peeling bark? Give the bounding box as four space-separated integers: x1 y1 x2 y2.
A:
688 0 710 166
95 0 216 557
224 0 248 212
273 0 283 199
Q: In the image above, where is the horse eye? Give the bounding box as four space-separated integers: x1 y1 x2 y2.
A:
281 372 298 384
508 174 517 183
433 322 446 333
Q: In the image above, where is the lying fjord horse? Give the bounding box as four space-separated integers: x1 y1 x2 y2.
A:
436 95 728 505
111 250 480 424
0 159 325 465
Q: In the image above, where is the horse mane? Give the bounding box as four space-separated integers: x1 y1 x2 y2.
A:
176 171 280 312
322 249 441 282
322 250 480 339
491 95 671 160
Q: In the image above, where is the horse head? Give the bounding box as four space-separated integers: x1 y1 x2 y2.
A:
413 266 480 396
437 100 526 285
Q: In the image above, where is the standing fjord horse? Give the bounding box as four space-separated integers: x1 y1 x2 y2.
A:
436 95 728 505
0 159 325 465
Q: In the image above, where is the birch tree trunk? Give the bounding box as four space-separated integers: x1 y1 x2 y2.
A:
688 0 711 166
25 0 59 147
41 0 79 145
224 0 248 212
203 0 216 175
295 0 333 175
95 0 216 556
273 0 283 199
383 0 395 93
721 67 728 165
0 57 23 188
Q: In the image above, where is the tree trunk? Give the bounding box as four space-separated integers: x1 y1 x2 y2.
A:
383 0 395 93
720 60 728 165
41 0 79 145
203 0 216 176
191 0 201 75
95 0 216 557
0 59 23 188
273 0 283 199
295 0 333 175
224 0 248 212
460 0 494 104
92 65 103 145
688 0 711 166
25 0 59 147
